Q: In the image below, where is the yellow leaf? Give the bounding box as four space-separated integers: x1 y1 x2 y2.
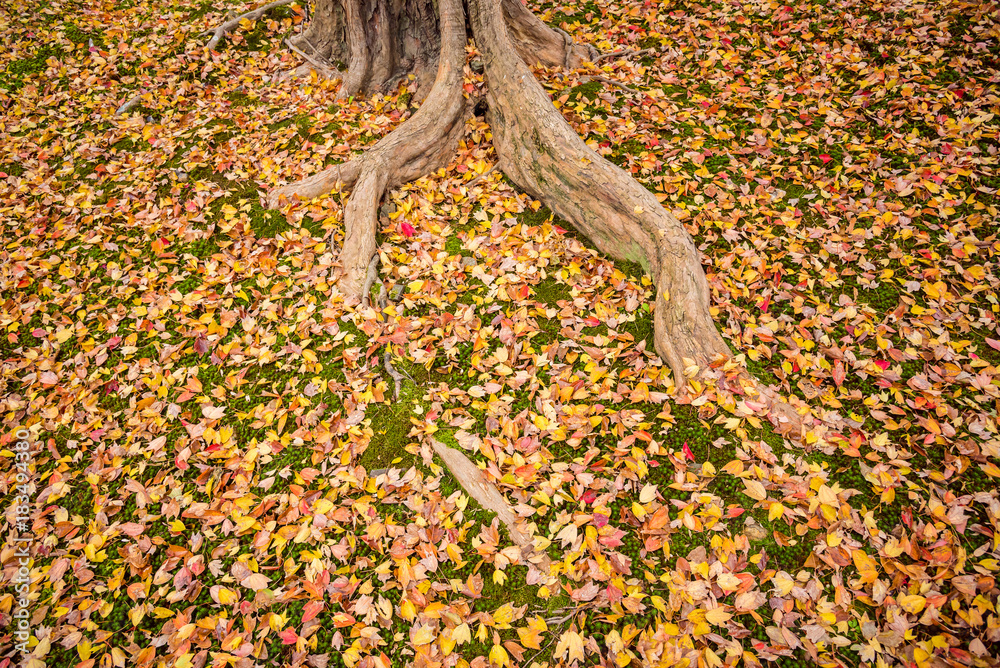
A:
453 623 471 645
722 460 744 476
852 550 878 584
216 587 237 605
899 594 926 614
768 503 785 522
399 599 416 621
492 603 515 627
489 644 510 668
411 626 435 646
705 608 732 625
743 479 767 501
555 630 586 663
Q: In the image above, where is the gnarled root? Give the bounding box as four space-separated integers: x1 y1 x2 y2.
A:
469 0 729 384
500 0 597 68
429 437 553 577
205 0 295 51
467 0 816 439
268 0 468 299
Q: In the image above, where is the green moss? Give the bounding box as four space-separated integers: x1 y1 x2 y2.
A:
249 203 293 238
359 394 421 472
2 45 63 91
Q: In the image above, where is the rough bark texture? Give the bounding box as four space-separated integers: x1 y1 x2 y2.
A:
467 0 731 385
266 0 808 435
270 0 468 295
289 0 442 97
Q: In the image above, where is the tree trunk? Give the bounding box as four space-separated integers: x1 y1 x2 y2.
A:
265 0 809 435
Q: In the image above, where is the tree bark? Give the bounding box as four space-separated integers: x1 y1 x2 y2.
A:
264 0 809 434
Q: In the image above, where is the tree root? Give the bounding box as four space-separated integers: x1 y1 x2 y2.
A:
360 253 380 308
469 0 731 385
383 349 403 399
466 0 825 441
268 0 467 300
284 37 342 79
578 74 639 95
428 437 552 576
205 0 296 51
115 91 146 117
500 0 597 68
594 47 656 63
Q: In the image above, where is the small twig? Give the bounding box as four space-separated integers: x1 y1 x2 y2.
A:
594 47 656 63
383 348 403 399
284 37 339 76
467 162 499 188
580 75 639 95
205 0 295 51
526 606 581 666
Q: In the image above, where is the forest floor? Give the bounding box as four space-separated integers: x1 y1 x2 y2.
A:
2 0 999 667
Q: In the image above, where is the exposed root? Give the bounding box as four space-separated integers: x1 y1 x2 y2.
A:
360 253 380 307
267 161 361 209
268 0 468 300
115 91 146 117
471 0 731 385
594 47 656 63
500 0 597 68
465 0 826 440
284 37 342 79
428 437 552 576
383 348 403 399
578 74 639 95
205 0 295 51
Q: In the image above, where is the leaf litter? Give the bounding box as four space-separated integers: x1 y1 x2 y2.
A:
1 0 999 666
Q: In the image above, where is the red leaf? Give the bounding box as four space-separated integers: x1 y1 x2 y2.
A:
819 154 832 164
874 359 890 371
400 222 415 237
682 442 695 461
832 359 846 387
279 629 298 645
593 513 609 528
302 601 324 623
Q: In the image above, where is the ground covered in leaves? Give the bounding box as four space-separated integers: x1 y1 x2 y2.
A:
2 0 1000 666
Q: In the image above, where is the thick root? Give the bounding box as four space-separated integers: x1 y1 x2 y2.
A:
268 0 468 300
429 437 552 576
469 0 729 384
468 0 820 439
500 0 597 68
